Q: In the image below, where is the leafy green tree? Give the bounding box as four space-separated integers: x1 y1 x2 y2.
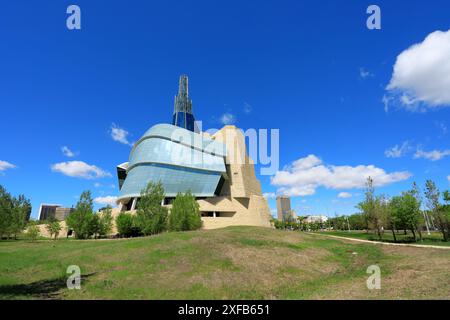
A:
46 219 62 240
98 205 113 237
425 180 449 241
390 192 422 241
66 191 95 239
136 181 168 235
115 212 137 237
168 191 202 231
0 185 31 239
357 178 387 240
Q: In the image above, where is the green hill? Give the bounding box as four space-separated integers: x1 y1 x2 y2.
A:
0 226 449 299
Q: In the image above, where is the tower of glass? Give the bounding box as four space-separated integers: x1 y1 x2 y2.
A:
172 75 197 132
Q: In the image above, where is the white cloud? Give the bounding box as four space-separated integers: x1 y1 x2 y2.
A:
271 154 411 197
382 95 392 113
220 113 236 125
359 67 373 79
111 123 133 146
448 175 450 184
51 161 111 179
0 160 16 172
386 29 450 111
338 192 352 198
385 141 412 158
414 149 450 161
436 121 448 135
61 146 77 158
263 192 276 199
243 102 252 114
94 196 117 207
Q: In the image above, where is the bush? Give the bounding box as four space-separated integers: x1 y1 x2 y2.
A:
135 181 168 235
168 191 202 231
116 212 138 237
26 221 40 241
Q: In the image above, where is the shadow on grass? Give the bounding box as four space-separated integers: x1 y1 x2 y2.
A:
0 273 96 299
366 236 447 245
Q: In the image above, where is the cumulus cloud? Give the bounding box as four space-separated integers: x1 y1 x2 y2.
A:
386 29 450 111
271 154 411 196
51 161 111 179
359 67 373 79
61 146 77 157
338 192 352 198
94 196 118 207
111 123 133 146
414 149 450 161
385 141 412 158
263 192 276 199
220 113 236 125
0 160 16 172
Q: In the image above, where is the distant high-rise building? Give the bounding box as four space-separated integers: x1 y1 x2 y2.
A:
172 75 197 132
276 196 293 221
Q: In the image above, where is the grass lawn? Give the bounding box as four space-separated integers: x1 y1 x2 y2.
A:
318 230 450 247
0 226 449 299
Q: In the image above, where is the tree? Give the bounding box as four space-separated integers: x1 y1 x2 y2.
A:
168 191 202 231
357 177 386 240
0 185 31 239
390 192 422 242
115 212 137 237
425 180 449 241
135 181 168 236
66 191 95 239
46 219 62 240
97 206 113 238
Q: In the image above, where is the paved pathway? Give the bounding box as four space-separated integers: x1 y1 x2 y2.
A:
308 232 450 250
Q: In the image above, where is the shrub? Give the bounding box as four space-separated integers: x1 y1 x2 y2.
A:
26 222 40 241
168 191 201 231
135 181 168 235
116 212 138 237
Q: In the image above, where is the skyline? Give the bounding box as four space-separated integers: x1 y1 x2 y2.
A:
1 1 450 219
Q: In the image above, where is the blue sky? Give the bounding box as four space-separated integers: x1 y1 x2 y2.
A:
1 0 449 219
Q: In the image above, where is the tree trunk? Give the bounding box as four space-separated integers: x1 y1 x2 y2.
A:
411 229 416 241
391 228 397 242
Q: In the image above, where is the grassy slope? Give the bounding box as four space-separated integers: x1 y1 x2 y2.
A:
318 230 450 247
0 226 449 300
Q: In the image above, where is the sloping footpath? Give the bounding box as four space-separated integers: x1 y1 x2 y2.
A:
309 232 450 250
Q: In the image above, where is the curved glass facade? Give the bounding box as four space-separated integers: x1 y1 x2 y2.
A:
118 124 227 202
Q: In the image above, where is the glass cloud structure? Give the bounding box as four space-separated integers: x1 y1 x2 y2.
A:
117 123 227 207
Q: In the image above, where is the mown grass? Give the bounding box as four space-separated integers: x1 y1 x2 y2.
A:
318 230 450 246
0 226 449 299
